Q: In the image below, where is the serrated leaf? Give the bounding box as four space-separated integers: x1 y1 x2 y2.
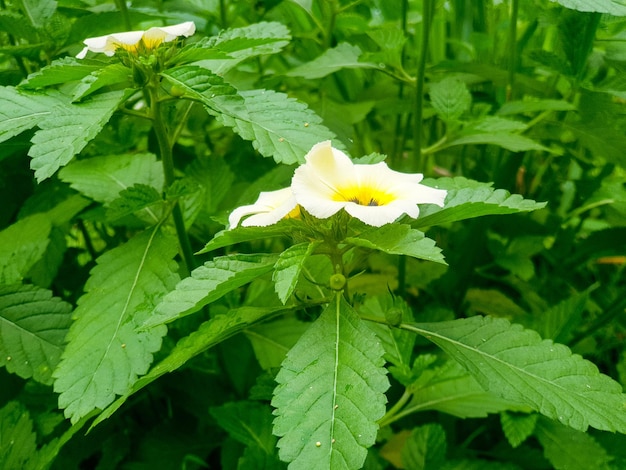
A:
0 87 59 143
287 43 377 79
532 290 588 343
211 88 341 165
535 416 612 470
105 183 163 222
92 305 289 429
72 63 131 102
443 132 552 153
415 177 546 228
0 11 38 42
345 224 446 264
407 315 626 432
211 401 276 454
401 424 447 470
144 254 278 328
273 242 319 304
188 157 235 215
500 412 538 448
403 360 527 419
20 57 102 89
0 401 38 470
58 152 164 204
29 89 129 181
0 284 72 385
430 77 472 121
53 227 180 424
0 213 51 284
18 0 56 28
186 21 291 74
549 0 626 15
199 220 300 253
272 295 389 470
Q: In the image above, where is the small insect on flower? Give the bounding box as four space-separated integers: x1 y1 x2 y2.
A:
291 141 447 227
76 21 196 59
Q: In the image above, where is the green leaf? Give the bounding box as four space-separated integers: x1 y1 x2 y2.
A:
535 416 612 470
415 177 546 228
92 305 289 429
211 401 276 454
287 43 378 79
272 295 389 470
0 401 38 470
497 99 576 115
0 87 59 143
550 0 626 15
500 412 538 448
17 0 56 28
105 183 163 222
29 89 129 182
53 227 180 424
144 254 278 328
71 63 131 102
58 152 164 204
0 284 72 385
211 88 341 165
345 224 446 264
184 21 291 74
19 57 102 89
407 315 626 432
442 132 551 153
404 360 527 419
0 11 38 43
199 220 300 253
401 424 447 470
0 213 51 284
273 242 319 304
429 77 472 121
532 291 589 344
246 316 310 370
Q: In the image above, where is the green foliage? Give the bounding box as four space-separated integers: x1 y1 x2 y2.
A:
0 0 625 467
53 227 180 423
0 284 71 385
272 296 389 469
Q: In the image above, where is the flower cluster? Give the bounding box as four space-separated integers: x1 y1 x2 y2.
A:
229 141 447 228
76 21 196 59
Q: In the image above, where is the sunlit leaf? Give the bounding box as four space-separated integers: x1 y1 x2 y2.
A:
429 77 471 122
415 177 546 228
20 57 103 89
408 315 626 432
144 254 278 328
549 0 626 15
199 220 300 253
273 242 320 304
0 284 71 385
345 224 446 264
53 227 180 424
0 86 59 143
29 89 129 181
287 43 378 79
272 295 389 469
443 132 551 153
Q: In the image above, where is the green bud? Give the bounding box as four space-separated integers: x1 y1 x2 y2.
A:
329 273 346 291
385 307 403 327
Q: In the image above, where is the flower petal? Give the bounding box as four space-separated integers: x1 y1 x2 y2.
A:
228 188 297 228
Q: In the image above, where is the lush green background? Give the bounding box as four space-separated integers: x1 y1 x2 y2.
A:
1 0 625 469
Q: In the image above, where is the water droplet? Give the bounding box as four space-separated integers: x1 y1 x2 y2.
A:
378 63 386 69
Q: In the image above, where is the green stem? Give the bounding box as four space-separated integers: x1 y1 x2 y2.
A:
219 0 228 28
149 85 196 276
378 388 413 428
413 0 434 170
506 0 519 101
114 0 132 30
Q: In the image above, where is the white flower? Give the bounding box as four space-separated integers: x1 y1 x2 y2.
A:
291 141 447 227
228 188 299 228
76 21 196 59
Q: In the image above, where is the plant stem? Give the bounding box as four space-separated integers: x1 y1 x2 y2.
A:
114 0 132 30
149 84 196 276
506 0 519 101
413 0 434 170
378 388 413 428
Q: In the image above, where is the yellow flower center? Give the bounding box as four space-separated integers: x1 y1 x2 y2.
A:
334 186 394 206
286 205 301 219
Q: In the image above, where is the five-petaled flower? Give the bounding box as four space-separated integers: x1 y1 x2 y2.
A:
291 141 447 227
228 188 299 228
76 21 196 59
229 141 447 229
